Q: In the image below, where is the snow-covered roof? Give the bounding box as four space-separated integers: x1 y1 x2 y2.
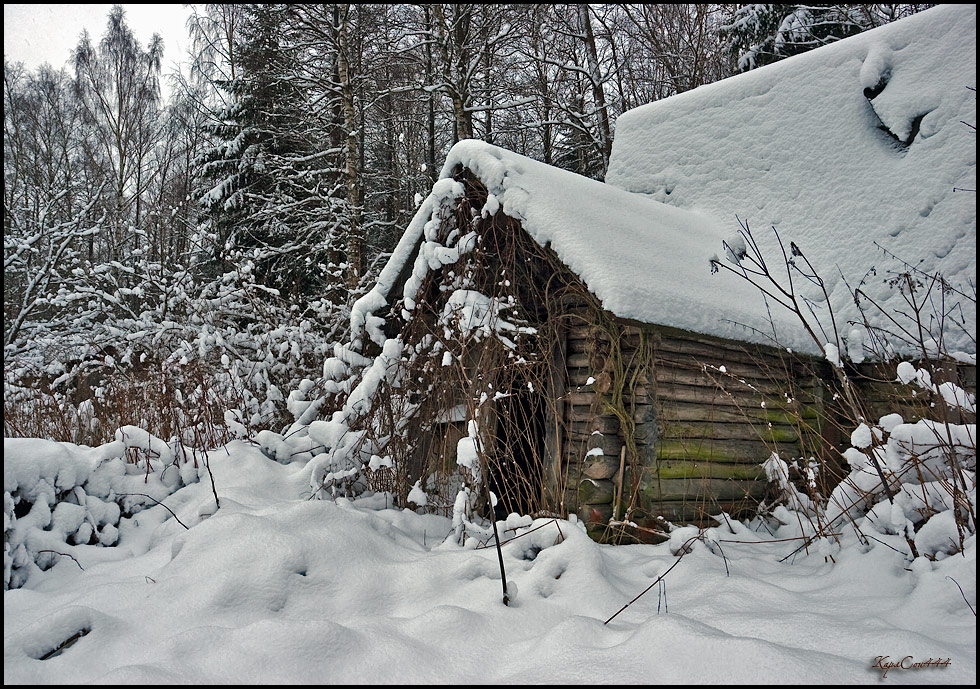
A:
358 139 808 352
361 5 974 357
607 4 976 356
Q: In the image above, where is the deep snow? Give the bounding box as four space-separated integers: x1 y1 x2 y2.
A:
4 6 977 685
3 438 975 684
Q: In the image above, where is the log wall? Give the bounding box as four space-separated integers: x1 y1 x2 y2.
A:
558 311 977 543
563 316 825 541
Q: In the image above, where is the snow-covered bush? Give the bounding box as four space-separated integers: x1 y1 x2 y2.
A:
823 369 976 556
261 169 553 518
3 263 348 450
763 379 976 560
3 427 201 590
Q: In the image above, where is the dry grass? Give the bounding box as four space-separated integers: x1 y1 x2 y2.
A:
3 355 250 450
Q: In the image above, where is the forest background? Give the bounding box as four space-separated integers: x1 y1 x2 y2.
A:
3 4 933 446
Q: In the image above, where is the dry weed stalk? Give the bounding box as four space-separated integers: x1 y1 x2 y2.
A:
710 221 976 557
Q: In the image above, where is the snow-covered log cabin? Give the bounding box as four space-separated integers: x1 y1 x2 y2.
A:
297 5 975 541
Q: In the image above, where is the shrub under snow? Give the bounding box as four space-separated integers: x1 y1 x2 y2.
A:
4 427 202 590
763 360 976 561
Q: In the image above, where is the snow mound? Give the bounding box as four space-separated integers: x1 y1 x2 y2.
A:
4 433 201 590
3 442 975 683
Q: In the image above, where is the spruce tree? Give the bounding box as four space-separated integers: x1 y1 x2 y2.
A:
720 4 922 72
197 4 344 302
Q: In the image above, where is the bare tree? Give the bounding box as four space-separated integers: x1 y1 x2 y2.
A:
72 5 164 260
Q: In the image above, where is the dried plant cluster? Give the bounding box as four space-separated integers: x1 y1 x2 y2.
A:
316 169 593 521
711 222 976 559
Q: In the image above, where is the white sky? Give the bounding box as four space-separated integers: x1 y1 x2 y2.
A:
3 4 193 84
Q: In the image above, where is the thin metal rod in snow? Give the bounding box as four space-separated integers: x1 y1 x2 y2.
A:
488 488 509 606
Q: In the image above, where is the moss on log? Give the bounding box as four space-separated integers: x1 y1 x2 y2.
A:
656 438 787 463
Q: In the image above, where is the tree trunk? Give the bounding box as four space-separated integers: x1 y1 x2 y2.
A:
578 4 611 177
338 4 364 289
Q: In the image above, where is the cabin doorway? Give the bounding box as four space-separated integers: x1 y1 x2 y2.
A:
489 377 546 518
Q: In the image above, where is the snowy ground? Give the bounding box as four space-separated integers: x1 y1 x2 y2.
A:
3 440 976 684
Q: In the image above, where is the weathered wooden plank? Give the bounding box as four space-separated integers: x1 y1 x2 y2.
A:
654 350 793 381
653 383 801 410
653 329 801 363
566 337 649 356
566 325 646 342
567 392 598 407
654 347 792 376
655 366 800 395
568 391 656 407
659 400 819 424
566 419 658 446
567 365 595 384
641 477 768 503
569 417 621 436
660 420 800 444
568 403 656 424
656 437 790 463
569 357 817 400
652 460 767 481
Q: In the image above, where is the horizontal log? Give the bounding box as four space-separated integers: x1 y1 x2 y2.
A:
853 381 928 402
567 391 655 407
567 392 598 408
655 366 803 396
567 362 595 382
654 346 795 376
566 338 649 357
568 417 621 436
641 499 764 526
568 403 656 425
653 330 807 365
659 420 800 444
640 476 768 503
566 325 646 343
656 437 797 463
659 400 819 424
567 420 658 446
652 383 801 410
652 460 767 481
655 352 795 383
567 358 654 382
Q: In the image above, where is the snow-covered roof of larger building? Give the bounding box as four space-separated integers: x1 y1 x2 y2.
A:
607 4 976 357
359 5 974 358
